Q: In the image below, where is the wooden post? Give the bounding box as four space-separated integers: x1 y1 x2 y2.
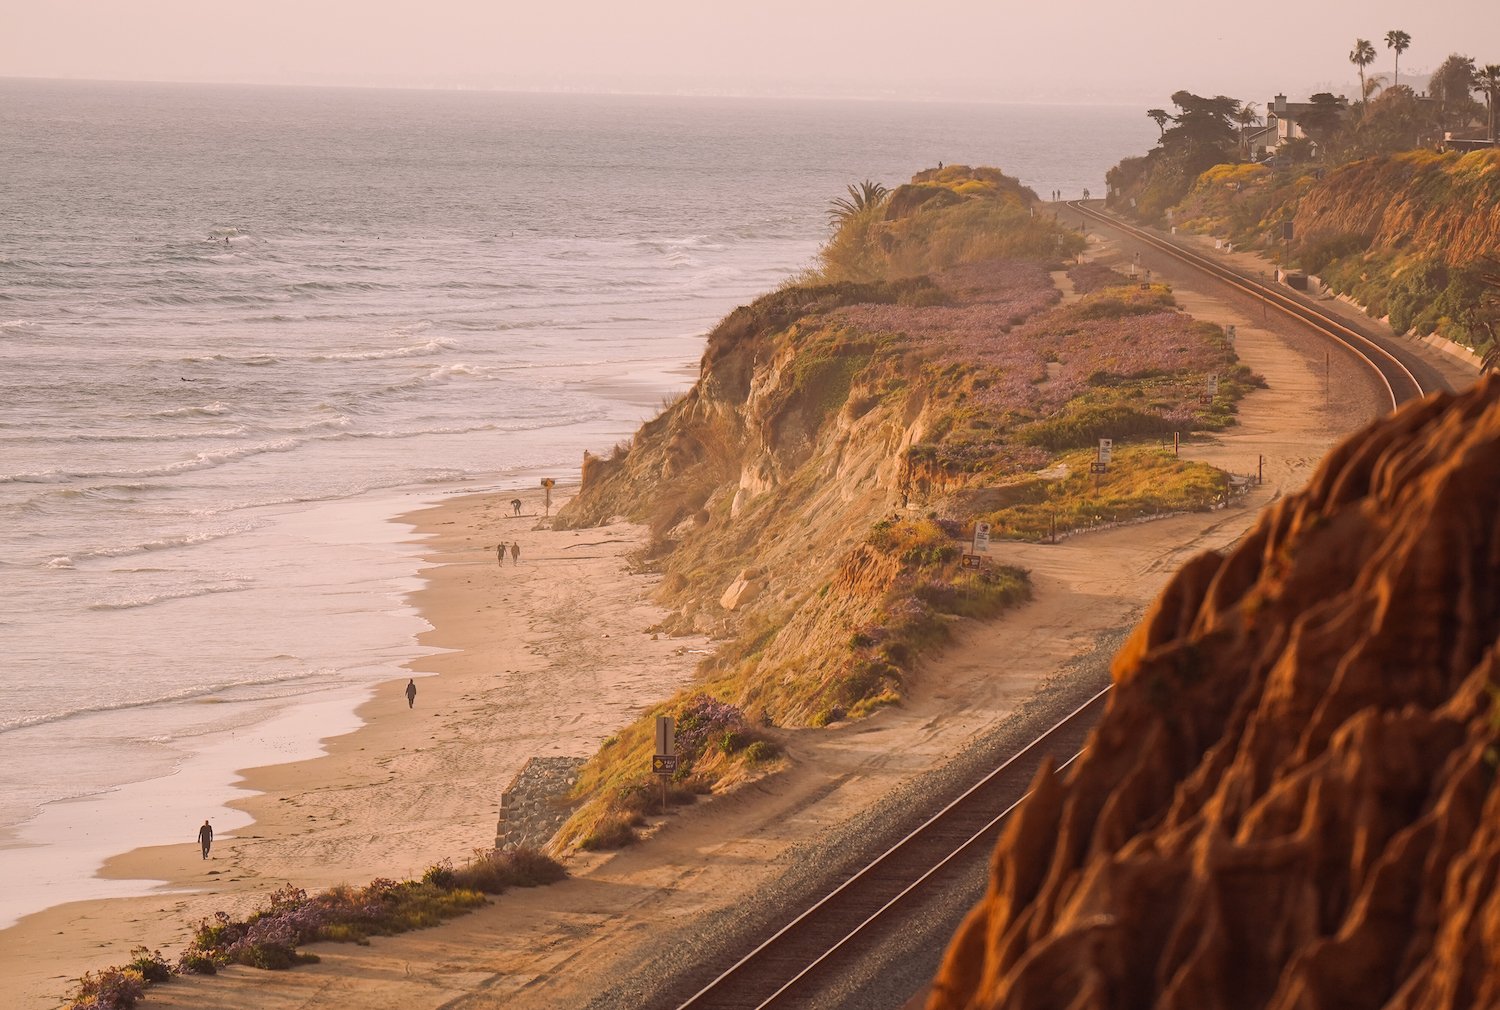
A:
1173 431 1180 456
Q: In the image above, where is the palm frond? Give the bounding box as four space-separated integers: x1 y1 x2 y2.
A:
827 180 889 226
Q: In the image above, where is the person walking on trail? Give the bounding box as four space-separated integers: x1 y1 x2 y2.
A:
510 541 520 565
406 679 417 708
496 541 506 567
511 498 522 516
198 819 213 859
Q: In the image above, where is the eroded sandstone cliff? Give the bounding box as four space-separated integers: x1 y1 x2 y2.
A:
929 375 1500 1010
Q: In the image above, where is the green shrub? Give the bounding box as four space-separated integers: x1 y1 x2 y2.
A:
124 947 172 984
450 847 567 893
579 812 640 850
421 861 458 889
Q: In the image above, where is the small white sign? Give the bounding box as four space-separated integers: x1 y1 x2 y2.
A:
1208 375 1220 398
973 521 991 554
1098 438 1113 464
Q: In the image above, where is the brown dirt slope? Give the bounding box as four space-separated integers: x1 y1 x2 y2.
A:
928 375 1500 1010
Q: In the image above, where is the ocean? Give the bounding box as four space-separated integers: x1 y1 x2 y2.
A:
0 77 1156 926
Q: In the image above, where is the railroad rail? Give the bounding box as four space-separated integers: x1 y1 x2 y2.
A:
675 687 1110 1010
676 207 1440 1010
1067 200 1429 411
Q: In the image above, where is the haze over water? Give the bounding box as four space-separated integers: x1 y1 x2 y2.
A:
0 78 1156 925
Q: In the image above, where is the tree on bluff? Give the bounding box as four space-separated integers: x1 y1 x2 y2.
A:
1109 92 1242 223
1159 91 1240 172
1429 54 1479 131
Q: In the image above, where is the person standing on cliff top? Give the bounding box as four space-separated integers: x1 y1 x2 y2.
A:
406 679 417 708
198 819 213 859
510 541 521 565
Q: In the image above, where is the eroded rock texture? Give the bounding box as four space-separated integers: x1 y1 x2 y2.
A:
929 376 1500 1010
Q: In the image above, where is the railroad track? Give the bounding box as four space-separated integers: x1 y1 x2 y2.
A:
675 207 1442 1010
1066 200 1431 410
675 687 1109 1010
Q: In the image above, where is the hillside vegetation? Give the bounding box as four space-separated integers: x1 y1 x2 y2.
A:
552 167 1252 851
1107 78 1500 354
1168 150 1500 348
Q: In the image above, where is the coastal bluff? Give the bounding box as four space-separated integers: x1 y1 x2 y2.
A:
927 375 1500 1010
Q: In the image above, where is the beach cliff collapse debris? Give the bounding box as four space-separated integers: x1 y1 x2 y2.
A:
928 375 1500 1010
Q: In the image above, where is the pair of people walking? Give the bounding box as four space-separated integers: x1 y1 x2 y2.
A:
496 540 521 566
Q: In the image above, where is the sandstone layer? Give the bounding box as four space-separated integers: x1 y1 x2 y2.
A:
929 375 1500 1010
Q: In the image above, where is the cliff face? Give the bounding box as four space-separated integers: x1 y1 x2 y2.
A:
928 375 1500 1010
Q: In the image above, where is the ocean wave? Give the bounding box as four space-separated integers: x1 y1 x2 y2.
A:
32 426 249 444
0 319 38 335
179 353 281 366
311 336 456 362
88 580 254 612
289 280 395 294
153 402 230 418
0 438 303 484
0 667 334 736
48 526 249 565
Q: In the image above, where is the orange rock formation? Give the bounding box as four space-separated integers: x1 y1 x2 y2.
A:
928 375 1500 1010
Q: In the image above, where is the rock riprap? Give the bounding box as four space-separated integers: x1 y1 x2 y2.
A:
495 756 586 852
928 376 1500 1010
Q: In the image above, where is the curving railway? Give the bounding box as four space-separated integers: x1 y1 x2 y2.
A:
670 204 1450 1010
1067 200 1435 410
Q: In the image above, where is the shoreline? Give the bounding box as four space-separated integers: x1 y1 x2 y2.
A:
0 355 700 938
0 481 708 1008
2 219 1461 1005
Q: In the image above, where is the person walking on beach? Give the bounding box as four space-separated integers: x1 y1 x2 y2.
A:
510 541 520 565
511 498 522 516
496 541 506 567
198 819 213 859
406 679 417 708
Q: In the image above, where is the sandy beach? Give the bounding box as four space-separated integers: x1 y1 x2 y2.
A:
0 485 708 1008
0 222 1462 1009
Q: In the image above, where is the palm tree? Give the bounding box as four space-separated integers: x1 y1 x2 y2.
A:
1146 108 1172 137
1385 30 1412 89
1350 38 1377 110
1476 64 1500 143
827 180 889 227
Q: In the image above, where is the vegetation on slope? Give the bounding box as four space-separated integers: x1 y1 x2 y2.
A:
552 166 1249 850
64 848 565 1010
1106 36 1500 354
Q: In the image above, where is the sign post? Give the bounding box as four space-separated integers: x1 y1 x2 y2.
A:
971 521 990 555
540 477 555 517
1093 438 1111 490
652 715 676 812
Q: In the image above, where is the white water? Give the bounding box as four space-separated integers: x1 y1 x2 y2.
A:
0 78 1157 926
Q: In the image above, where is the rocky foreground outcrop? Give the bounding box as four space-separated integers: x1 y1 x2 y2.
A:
929 376 1500 1010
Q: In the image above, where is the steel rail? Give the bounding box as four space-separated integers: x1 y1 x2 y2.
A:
675 204 1437 1010
675 685 1111 1010
1067 201 1429 409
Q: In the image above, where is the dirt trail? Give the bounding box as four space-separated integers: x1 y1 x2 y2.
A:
12 230 1423 1009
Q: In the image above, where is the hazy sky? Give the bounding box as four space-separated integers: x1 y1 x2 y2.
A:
4 1 1498 104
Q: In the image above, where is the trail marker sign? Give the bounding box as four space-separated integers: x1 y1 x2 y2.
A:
961 554 982 570
1090 462 1108 474
653 715 677 778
